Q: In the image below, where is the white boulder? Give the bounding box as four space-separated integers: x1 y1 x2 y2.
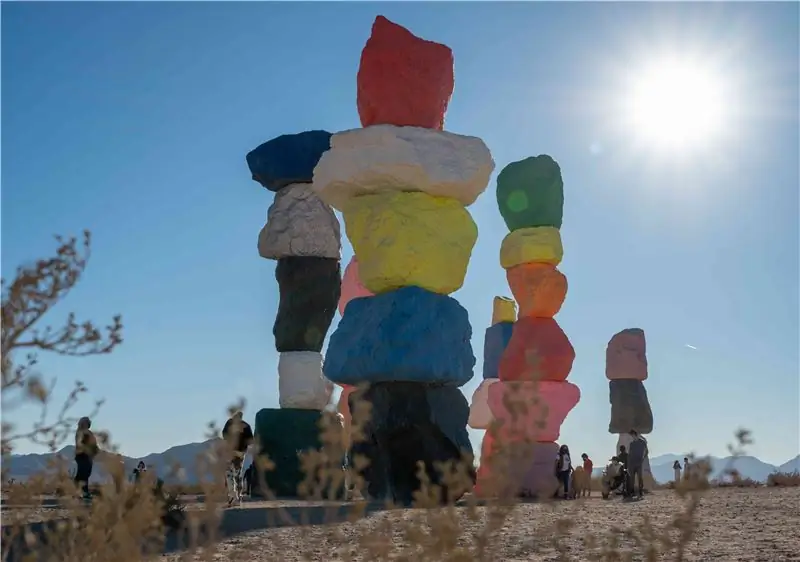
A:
278 351 334 410
468 378 498 430
258 183 341 260
312 125 495 210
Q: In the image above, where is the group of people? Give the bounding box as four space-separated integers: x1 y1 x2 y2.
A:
555 429 651 500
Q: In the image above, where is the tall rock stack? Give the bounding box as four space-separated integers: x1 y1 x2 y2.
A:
606 328 655 486
476 156 581 499
314 15 494 505
245 131 343 497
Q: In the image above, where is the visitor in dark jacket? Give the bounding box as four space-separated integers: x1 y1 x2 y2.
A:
74 417 99 500
626 430 649 499
222 411 254 505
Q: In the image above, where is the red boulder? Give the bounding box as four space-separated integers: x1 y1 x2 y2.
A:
357 16 454 130
497 317 575 382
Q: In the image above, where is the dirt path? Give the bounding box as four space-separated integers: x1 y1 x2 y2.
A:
159 487 800 562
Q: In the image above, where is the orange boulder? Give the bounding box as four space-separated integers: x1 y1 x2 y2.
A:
357 16 454 129
506 262 567 319
497 317 575 382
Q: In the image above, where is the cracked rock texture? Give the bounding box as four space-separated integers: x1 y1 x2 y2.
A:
497 317 575 382
273 257 341 353
277 351 333 410
246 130 332 192
488 380 580 442
324 286 475 387
500 226 564 269
313 125 494 210
496 155 564 231
468 378 497 430
506 262 568 319
349 382 473 505
342 191 478 295
606 328 648 381
357 16 454 130
258 183 341 260
609 379 653 434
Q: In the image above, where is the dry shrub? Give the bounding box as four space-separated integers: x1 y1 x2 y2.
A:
767 471 800 487
0 231 759 561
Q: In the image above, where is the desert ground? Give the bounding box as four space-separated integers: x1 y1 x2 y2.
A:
3 488 799 561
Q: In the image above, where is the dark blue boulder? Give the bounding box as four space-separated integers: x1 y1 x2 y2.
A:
324 286 475 387
348 382 475 505
482 322 514 379
246 130 332 192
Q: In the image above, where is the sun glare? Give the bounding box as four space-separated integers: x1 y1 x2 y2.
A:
625 58 726 152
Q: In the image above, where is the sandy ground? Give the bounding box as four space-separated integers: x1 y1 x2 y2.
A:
157 487 800 562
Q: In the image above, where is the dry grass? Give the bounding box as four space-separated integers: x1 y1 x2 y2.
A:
2 232 797 562
767 471 800 488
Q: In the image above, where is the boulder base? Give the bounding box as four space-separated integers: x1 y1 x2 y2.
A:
343 192 477 295
312 125 493 209
476 435 559 499
349 382 474 505
606 328 648 381
338 256 374 316
499 227 563 269
496 155 564 231
253 408 345 499
324 286 475 387
487 380 580 442
507 262 567 319
274 257 341 353
498 317 575 382
482 322 513 380
277 351 333 410
246 130 332 192
357 16 454 129
609 379 653 434
258 183 341 260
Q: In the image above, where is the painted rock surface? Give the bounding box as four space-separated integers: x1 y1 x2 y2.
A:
499 227 563 269
338 256 374 316
277 351 333 410
487 380 581 442
496 155 564 231
606 328 648 381
247 130 332 192
497 317 575 382
506 262 567 319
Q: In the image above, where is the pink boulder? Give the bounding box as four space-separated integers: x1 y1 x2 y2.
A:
487 380 580 442
338 256 374 316
605 328 648 381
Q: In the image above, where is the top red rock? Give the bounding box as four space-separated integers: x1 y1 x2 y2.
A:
357 16 454 130
605 328 648 381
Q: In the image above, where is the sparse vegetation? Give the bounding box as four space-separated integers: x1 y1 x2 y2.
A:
1 234 797 561
767 470 800 487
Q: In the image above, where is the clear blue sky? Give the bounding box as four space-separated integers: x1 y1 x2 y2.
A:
3 2 798 466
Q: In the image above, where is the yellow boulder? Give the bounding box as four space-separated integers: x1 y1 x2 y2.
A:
499 226 563 269
492 296 516 324
343 192 478 295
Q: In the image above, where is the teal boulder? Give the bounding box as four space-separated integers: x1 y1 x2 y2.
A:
496 155 564 231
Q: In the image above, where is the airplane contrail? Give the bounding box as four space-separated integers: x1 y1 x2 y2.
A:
685 344 697 350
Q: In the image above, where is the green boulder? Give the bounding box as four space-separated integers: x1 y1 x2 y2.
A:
496 155 564 231
252 408 346 499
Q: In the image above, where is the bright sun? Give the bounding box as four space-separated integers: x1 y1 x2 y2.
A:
625 58 726 151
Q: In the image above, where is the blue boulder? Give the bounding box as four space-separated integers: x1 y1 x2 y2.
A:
324 286 475 386
482 322 514 379
246 130 332 192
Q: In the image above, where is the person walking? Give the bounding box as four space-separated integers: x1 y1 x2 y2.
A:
626 430 649 499
221 411 254 506
131 461 147 484
581 453 594 496
673 460 682 484
74 417 99 500
555 444 574 499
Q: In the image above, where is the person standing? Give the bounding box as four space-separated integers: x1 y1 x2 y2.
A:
581 453 594 496
74 417 99 500
555 444 574 499
673 460 682 484
683 457 691 481
221 411 254 506
626 430 649 499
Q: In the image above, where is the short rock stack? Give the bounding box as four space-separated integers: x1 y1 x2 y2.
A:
245 130 343 498
606 328 655 486
475 156 580 499
314 15 495 505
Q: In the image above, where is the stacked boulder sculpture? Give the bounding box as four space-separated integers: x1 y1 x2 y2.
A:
315 15 494 505
606 328 655 484
245 131 343 497
474 156 580 498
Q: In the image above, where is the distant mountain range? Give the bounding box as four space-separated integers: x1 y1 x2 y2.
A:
5 443 799 485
